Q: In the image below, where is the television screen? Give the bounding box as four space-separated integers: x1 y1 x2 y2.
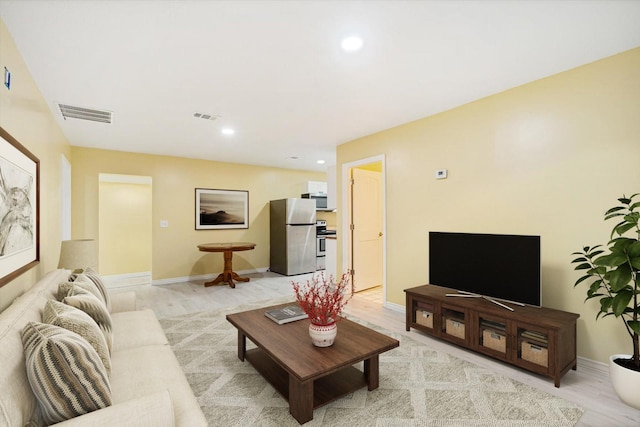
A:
429 232 541 306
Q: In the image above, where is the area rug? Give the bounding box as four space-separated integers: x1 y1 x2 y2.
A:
159 299 584 426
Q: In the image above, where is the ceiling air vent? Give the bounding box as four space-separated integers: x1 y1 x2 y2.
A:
58 104 112 124
193 112 218 121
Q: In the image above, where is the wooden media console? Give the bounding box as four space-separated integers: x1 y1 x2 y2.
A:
405 284 580 387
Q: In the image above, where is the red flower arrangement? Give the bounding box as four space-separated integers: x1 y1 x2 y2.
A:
292 272 352 325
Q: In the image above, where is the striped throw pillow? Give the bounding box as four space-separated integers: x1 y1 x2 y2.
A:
82 267 111 311
43 300 111 375
70 268 111 312
21 322 112 425
58 278 103 304
63 288 113 352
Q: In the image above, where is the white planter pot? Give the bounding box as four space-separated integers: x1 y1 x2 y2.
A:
609 354 640 410
309 322 337 347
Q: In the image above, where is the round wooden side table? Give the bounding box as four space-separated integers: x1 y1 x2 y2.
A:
197 242 256 288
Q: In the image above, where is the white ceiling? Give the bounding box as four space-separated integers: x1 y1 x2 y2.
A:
1 1 639 172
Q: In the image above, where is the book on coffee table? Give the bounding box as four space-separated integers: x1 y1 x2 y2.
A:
265 305 308 324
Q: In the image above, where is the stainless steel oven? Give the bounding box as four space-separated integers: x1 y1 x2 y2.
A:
316 235 326 256
316 220 326 269
315 220 336 271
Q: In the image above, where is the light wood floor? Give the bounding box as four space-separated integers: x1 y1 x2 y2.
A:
117 272 640 426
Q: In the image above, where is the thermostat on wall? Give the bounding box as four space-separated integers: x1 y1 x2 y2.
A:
4 67 10 90
435 169 448 179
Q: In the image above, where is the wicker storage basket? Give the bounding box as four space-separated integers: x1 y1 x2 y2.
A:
521 341 548 367
482 329 506 353
415 309 433 328
445 318 465 339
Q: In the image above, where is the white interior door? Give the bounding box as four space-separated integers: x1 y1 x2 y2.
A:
351 168 382 292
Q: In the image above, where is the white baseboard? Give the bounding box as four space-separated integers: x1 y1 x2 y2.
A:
577 355 609 378
384 300 405 313
151 267 270 286
102 272 151 289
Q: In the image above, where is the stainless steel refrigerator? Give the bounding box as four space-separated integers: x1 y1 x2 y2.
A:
270 198 316 276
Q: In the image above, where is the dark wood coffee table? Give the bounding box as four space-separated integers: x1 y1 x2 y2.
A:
226 302 399 424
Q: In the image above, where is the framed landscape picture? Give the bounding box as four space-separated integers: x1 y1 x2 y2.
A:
0 127 39 287
195 188 249 230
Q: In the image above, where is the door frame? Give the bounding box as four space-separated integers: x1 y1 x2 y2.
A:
341 154 386 300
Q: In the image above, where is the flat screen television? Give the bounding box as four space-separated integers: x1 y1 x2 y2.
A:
429 232 541 307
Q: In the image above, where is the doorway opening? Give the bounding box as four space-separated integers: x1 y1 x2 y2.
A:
342 155 385 304
98 173 152 288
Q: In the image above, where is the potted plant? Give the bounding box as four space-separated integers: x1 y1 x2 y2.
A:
292 272 352 347
571 193 640 409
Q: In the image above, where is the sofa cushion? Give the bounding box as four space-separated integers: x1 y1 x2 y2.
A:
52 390 176 427
58 278 104 305
110 345 207 426
21 321 112 425
42 300 111 375
109 291 137 313
111 309 168 351
63 288 113 352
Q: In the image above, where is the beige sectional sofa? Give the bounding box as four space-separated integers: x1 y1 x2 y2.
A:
0 269 207 426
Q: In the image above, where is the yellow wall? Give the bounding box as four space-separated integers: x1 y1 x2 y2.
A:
356 161 383 173
98 180 152 275
70 147 325 280
0 19 70 311
336 47 640 364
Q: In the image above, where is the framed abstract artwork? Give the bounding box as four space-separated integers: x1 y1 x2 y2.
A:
195 188 249 230
0 127 39 287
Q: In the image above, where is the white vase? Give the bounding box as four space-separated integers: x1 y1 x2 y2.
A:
309 322 337 347
609 354 640 409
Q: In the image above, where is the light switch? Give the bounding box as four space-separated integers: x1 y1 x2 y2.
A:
160 220 169 228
435 169 448 179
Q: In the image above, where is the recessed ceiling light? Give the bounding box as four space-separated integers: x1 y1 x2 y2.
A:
221 128 235 135
341 36 363 52
317 160 325 164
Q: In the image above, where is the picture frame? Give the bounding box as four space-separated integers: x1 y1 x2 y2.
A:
195 188 249 230
0 127 40 287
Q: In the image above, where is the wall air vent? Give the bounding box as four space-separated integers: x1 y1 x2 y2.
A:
58 104 112 123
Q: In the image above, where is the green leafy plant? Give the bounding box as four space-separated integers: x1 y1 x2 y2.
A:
572 193 640 372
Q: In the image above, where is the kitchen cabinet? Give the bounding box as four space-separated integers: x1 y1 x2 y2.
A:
304 181 327 195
